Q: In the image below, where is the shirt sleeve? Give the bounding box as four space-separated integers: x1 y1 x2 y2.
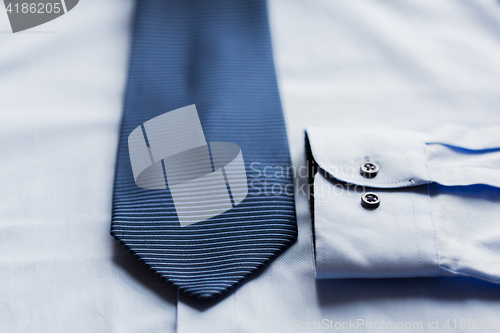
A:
306 124 500 282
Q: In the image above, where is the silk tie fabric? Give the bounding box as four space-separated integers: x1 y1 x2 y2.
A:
111 0 297 298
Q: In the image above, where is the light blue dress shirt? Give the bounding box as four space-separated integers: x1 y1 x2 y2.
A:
2 0 500 332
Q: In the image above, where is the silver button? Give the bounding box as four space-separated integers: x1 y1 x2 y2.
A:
361 192 380 208
360 161 379 178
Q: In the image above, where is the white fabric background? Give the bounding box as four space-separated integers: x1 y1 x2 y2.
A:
1 0 500 332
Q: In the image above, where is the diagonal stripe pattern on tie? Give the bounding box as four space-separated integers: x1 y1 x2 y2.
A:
111 0 297 298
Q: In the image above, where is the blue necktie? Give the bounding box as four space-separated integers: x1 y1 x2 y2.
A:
111 0 297 298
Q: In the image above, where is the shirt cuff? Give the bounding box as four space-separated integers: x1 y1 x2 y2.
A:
306 125 500 280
